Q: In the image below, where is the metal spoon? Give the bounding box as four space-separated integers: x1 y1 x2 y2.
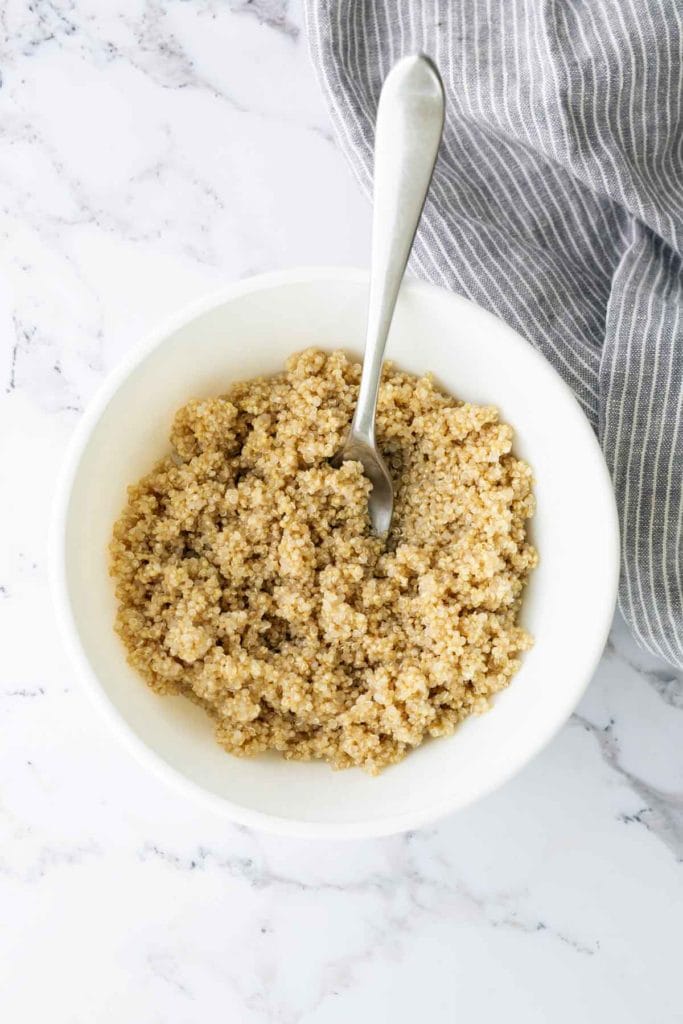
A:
334 55 445 537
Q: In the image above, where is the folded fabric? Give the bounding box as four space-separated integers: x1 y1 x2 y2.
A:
305 0 683 668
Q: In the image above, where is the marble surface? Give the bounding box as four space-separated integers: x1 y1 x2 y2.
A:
1 2 682 1021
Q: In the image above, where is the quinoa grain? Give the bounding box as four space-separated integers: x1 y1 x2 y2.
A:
110 349 536 773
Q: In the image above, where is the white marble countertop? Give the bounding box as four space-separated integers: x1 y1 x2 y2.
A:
2 2 682 1021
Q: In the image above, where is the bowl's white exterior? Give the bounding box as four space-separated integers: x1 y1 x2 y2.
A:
50 268 619 839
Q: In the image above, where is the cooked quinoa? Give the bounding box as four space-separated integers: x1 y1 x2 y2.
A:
110 349 537 773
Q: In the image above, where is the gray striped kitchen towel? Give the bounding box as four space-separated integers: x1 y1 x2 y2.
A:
305 0 683 668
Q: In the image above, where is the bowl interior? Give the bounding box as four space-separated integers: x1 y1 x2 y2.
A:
60 272 618 835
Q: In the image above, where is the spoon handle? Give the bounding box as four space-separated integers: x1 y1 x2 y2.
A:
351 55 445 443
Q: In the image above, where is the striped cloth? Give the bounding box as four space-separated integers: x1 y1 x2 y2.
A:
305 0 683 668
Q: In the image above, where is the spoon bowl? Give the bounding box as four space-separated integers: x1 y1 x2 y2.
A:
332 434 394 538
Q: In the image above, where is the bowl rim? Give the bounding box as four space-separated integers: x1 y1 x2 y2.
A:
49 266 620 839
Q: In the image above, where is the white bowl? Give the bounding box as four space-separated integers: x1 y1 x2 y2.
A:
51 268 619 839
